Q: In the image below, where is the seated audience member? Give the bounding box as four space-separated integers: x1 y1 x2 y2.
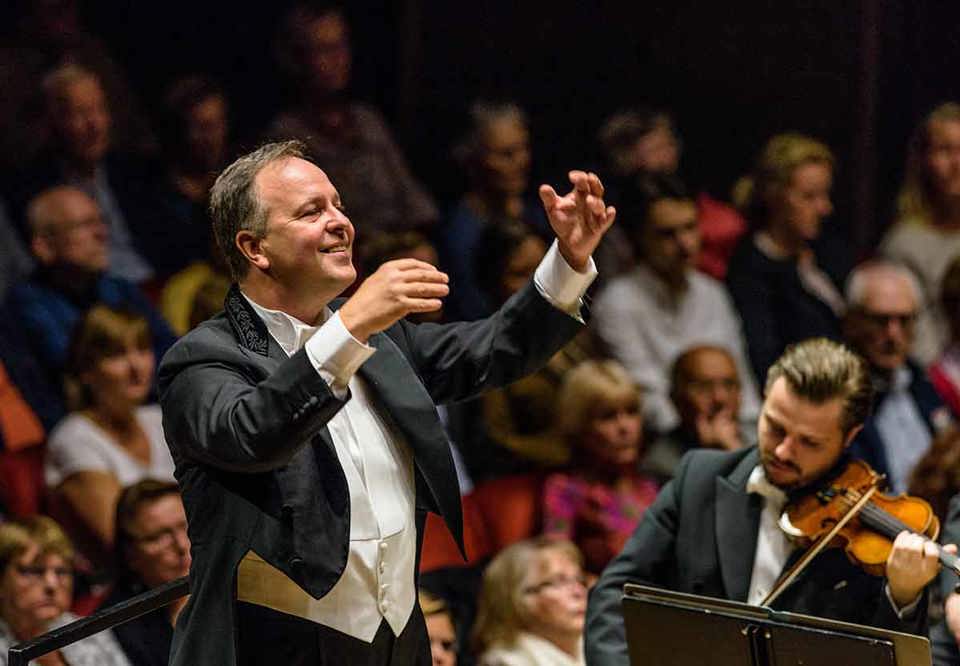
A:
844 260 953 493
585 339 947 666
420 589 458 666
360 230 443 323
931 255 960 416
910 428 960 523
726 133 848 384
0 198 33 300
45 306 176 564
0 516 129 665
0 0 154 173
449 221 596 480
473 538 587 666
267 3 438 233
598 108 746 280
6 186 176 384
644 345 753 481
542 361 658 575
106 481 190 666
882 103 960 365
8 64 157 284
139 75 231 279
592 174 759 434
440 101 549 320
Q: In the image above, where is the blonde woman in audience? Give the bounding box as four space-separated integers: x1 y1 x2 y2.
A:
541 361 658 574
421 590 458 666
45 305 175 564
473 538 587 666
0 516 129 665
882 103 960 364
726 133 849 383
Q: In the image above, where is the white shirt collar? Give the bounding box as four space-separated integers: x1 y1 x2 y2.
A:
240 291 331 356
746 465 788 507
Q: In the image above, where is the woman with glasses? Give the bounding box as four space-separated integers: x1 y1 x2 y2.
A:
0 516 129 665
472 538 587 666
541 361 659 575
103 481 190 666
45 306 176 568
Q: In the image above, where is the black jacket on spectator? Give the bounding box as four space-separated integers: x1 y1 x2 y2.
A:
726 233 847 384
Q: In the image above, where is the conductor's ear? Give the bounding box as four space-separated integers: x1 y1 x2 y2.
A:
236 230 270 272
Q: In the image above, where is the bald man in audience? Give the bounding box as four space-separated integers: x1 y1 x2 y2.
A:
5 186 175 385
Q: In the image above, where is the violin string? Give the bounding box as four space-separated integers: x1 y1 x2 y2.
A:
838 488 918 539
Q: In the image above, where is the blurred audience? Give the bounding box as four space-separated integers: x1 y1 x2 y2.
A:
267 2 437 233
726 132 848 384
932 255 960 416
0 516 129 664
6 186 175 385
0 0 154 173
472 538 587 666
440 101 549 320
910 428 960 523
882 103 960 365
360 230 443 323
106 481 190 666
598 108 747 280
45 306 176 566
420 589 458 666
542 361 658 575
592 174 758 434
844 260 952 493
0 199 33 301
8 64 157 284
644 345 753 481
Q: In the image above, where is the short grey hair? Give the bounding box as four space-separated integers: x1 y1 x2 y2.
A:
844 259 924 310
209 140 308 281
453 101 527 167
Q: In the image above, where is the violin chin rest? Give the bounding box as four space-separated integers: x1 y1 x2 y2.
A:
778 511 805 538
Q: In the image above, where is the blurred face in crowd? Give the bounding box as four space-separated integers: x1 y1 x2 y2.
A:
424 610 457 666
247 157 357 303
479 116 531 197
758 377 854 490
521 548 587 644
641 197 700 286
770 161 833 244
673 347 742 430
31 188 109 273
499 234 547 300
186 93 228 171
299 12 352 95
925 118 960 201
633 122 680 175
0 545 73 635
82 336 155 411
125 494 191 589
583 393 643 468
844 271 918 373
50 75 111 166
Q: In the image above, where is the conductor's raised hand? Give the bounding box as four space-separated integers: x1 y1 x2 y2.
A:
339 258 448 343
539 170 616 272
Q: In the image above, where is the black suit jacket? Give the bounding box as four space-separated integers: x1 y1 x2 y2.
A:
584 447 926 666
157 281 583 666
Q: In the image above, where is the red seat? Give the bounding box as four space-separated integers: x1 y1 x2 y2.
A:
471 474 545 553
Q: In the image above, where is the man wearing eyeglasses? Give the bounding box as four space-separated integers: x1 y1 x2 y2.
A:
843 260 954 493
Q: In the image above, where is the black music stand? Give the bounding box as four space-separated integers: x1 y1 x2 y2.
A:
622 583 931 666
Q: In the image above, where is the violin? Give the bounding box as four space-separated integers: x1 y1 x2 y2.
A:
761 458 960 606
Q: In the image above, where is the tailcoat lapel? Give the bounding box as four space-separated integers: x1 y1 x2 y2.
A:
715 448 764 602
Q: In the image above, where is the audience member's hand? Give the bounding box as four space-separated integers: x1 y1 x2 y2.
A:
946 590 960 644
339 259 448 342
695 411 743 451
539 170 616 271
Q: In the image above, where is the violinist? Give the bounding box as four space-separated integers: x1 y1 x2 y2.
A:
585 338 956 666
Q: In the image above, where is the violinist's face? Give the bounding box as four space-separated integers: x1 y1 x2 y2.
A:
758 377 860 490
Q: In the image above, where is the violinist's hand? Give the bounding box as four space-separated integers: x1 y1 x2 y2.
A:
886 533 953 608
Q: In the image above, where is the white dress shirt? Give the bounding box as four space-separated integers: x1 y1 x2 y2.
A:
236 240 596 642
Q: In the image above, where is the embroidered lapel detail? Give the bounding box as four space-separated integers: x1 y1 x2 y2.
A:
224 284 270 356
716 449 763 602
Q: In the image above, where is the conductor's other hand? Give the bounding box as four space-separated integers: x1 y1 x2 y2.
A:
339 259 449 342
539 170 617 271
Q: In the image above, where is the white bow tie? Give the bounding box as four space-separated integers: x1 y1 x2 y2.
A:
746 465 788 507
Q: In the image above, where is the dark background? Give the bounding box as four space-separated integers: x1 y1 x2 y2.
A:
12 0 960 255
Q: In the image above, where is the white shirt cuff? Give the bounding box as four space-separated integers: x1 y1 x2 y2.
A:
304 311 375 396
533 240 598 320
884 583 921 619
